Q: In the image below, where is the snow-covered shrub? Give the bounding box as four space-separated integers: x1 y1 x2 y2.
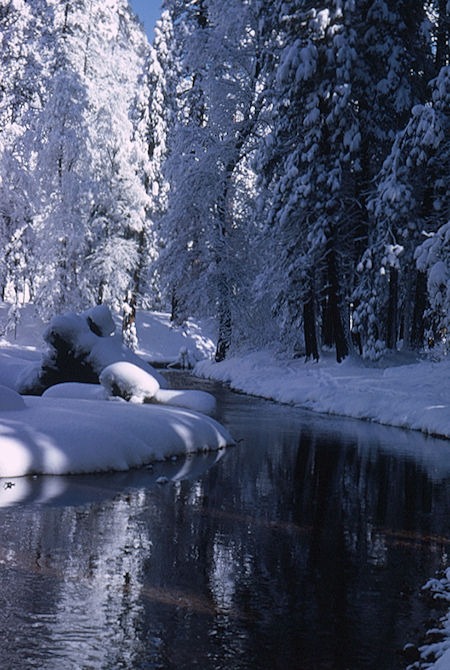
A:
99 361 160 403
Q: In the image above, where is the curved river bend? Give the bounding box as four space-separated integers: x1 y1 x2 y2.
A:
0 372 449 669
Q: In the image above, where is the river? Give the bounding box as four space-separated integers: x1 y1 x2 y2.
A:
0 372 449 669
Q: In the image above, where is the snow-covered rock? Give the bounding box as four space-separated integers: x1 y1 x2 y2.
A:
83 304 116 337
98 361 216 413
99 361 160 402
16 306 167 394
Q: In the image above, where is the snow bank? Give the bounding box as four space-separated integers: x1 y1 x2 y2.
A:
195 351 450 440
0 385 26 410
44 372 216 414
42 382 107 401
0 392 233 477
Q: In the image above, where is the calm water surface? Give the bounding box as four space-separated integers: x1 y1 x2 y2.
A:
0 372 449 670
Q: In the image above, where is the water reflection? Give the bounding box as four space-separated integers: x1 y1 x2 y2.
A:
0 376 449 669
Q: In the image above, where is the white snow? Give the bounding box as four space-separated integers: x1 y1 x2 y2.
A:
42 379 217 415
0 393 231 477
129 310 216 364
43 382 108 401
0 304 230 477
194 350 450 440
99 361 160 402
414 570 450 669
0 385 26 411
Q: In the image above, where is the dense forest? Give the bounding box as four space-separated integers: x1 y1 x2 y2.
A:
0 0 449 363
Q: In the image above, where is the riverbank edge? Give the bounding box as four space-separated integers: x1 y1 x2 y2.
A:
194 351 450 442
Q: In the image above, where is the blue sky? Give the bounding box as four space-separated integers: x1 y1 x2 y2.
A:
129 0 162 41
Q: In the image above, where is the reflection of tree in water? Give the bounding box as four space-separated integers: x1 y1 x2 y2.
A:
0 492 154 669
136 422 450 669
0 398 449 669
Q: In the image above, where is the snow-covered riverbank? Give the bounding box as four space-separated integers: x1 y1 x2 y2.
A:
195 350 450 440
2 304 450 443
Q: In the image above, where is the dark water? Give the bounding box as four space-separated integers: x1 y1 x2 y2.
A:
0 372 449 670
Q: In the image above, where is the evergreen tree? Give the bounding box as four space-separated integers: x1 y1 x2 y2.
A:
159 0 261 360
354 3 445 357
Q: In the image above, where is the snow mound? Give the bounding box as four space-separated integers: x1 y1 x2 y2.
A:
154 389 216 415
0 385 26 411
99 361 160 402
43 382 108 401
0 397 233 477
42 380 217 415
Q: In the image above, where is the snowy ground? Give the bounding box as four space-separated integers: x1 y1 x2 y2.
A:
195 349 450 441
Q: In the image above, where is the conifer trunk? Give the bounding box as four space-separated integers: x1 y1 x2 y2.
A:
410 270 427 349
386 267 398 349
303 282 319 361
215 273 231 362
325 242 348 363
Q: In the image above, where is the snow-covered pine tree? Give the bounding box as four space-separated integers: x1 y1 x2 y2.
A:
72 0 152 320
0 0 56 306
413 63 450 353
122 10 176 349
353 0 441 357
255 2 363 362
159 0 261 360
0 0 154 326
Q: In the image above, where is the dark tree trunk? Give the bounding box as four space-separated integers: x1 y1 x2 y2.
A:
324 244 349 363
410 270 427 349
215 298 232 362
303 295 319 361
386 267 398 350
436 0 449 68
215 266 232 362
122 290 136 339
170 288 182 324
122 230 145 344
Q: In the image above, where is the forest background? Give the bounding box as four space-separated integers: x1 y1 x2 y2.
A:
0 0 449 365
